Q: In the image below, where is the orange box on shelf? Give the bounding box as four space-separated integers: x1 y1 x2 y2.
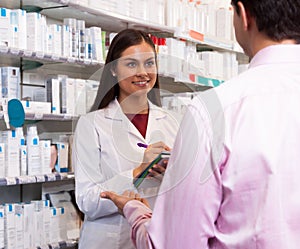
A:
189 30 204 42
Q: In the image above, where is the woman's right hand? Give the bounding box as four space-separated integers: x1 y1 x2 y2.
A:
133 141 171 178
142 141 170 164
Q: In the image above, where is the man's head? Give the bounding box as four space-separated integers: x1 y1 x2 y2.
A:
231 0 300 57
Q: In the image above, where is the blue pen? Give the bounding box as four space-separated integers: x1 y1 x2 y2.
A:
137 142 148 148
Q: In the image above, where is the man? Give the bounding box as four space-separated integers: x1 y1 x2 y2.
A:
101 0 300 248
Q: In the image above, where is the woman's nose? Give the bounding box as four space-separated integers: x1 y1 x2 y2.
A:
136 65 148 76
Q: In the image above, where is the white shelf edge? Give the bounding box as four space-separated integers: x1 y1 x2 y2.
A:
0 46 104 67
67 2 242 54
67 2 175 34
25 113 78 121
0 172 74 186
174 32 235 52
0 112 78 123
160 73 224 87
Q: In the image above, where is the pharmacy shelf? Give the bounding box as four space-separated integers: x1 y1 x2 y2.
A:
0 112 77 121
160 71 223 89
0 172 74 186
174 29 244 54
65 1 175 35
0 46 102 68
0 46 218 91
185 74 225 87
0 46 103 79
159 75 212 93
1 0 248 82
52 0 245 55
49 240 78 249
1 0 242 52
0 0 65 11
29 239 78 249
25 113 78 121
36 240 78 249
0 0 174 35
49 1 243 54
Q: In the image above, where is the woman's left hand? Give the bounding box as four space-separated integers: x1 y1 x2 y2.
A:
147 158 169 182
133 141 171 179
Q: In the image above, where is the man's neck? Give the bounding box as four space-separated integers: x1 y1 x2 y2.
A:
249 32 297 59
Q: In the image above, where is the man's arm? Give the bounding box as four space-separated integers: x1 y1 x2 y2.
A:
101 191 153 248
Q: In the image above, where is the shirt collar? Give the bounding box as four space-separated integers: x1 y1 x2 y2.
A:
249 44 300 69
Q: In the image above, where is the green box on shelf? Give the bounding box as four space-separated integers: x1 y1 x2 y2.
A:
197 75 224 87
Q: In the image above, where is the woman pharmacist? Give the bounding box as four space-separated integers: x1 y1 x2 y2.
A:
72 29 181 249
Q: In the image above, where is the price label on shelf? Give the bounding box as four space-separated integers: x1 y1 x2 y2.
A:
46 173 56 182
34 113 44 120
0 46 8 53
67 57 76 63
91 59 102 65
36 175 46 182
10 48 21 55
0 178 7 186
6 177 17 185
27 175 37 183
59 173 68 180
17 175 29 184
51 54 59 61
35 51 44 59
44 53 52 59
50 242 60 249
83 59 91 65
23 50 33 57
59 56 68 62
39 245 49 249
63 114 72 120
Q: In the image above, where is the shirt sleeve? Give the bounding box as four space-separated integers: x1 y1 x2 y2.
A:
73 114 135 220
124 200 153 249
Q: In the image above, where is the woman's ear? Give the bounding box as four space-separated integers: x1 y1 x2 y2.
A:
110 65 117 77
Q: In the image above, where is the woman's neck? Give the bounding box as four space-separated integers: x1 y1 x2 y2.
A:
118 95 149 114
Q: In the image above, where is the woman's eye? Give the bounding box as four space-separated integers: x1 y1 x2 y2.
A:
127 62 136 67
145 60 155 67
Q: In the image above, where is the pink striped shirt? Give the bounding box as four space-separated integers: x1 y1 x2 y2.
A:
124 44 300 249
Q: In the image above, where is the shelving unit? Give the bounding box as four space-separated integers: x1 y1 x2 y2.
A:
1 0 248 86
0 172 74 205
0 173 77 249
0 172 74 186
0 1 247 248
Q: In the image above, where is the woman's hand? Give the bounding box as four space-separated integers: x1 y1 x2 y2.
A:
133 141 171 178
142 141 170 164
101 190 150 216
147 158 169 181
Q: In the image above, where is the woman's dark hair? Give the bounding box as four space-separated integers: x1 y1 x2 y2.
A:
91 29 161 111
231 0 300 43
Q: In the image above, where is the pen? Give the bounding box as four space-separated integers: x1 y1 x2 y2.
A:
137 142 148 148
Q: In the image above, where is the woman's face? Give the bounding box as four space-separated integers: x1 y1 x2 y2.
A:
114 41 157 102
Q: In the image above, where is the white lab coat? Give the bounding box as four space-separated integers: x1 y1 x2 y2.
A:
73 99 181 249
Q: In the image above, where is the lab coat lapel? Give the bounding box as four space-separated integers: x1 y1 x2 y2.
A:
145 101 167 141
104 99 145 141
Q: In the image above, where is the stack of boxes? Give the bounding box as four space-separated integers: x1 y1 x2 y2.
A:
0 7 105 62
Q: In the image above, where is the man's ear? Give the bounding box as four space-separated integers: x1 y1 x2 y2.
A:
238 1 251 31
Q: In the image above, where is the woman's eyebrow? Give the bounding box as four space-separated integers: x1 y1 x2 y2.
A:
120 56 155 62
